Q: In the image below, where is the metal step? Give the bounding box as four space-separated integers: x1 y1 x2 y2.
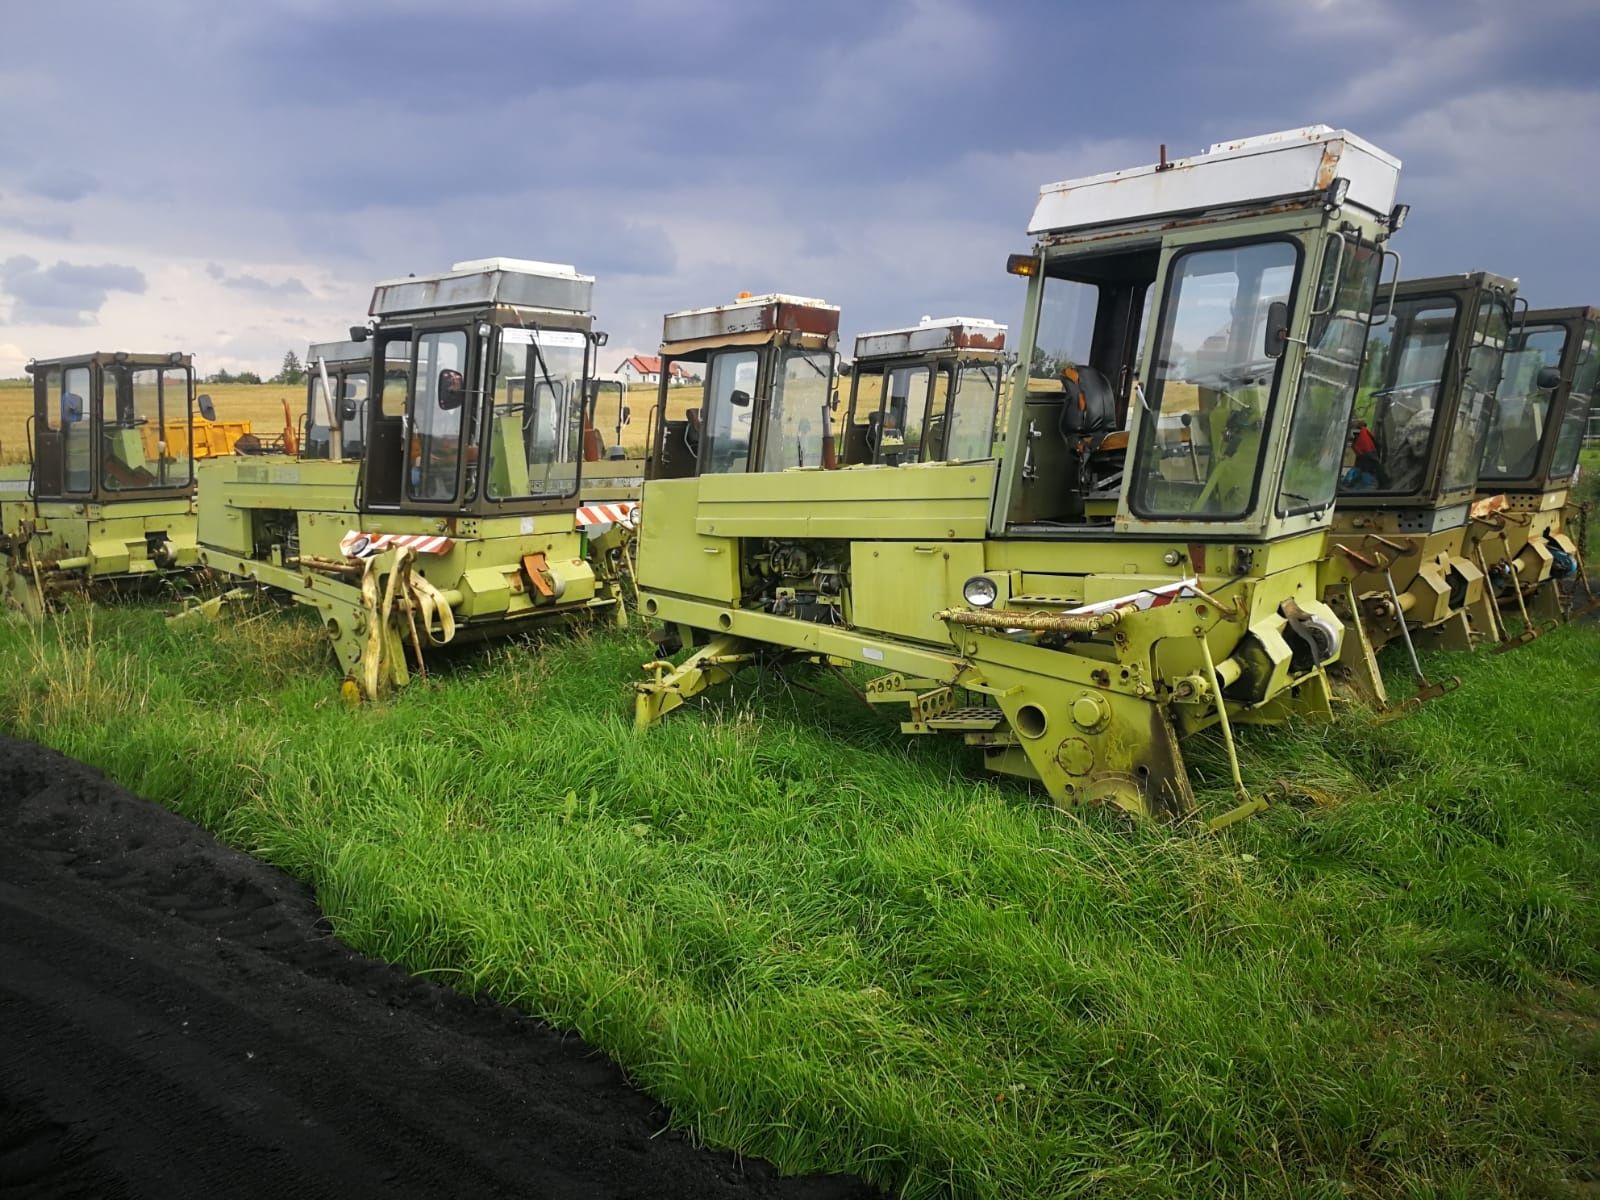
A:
922 706 1005 731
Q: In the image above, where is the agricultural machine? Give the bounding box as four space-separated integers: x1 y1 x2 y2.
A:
1 351 207 617
840 316 1008 466
301 335 411 462
1466 305 1599 630
1321 272 1515 704
191 257 626 699
634 127 1405 822
646 294 840 479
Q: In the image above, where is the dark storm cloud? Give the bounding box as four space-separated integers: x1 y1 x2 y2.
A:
0 0 1596 367
0 256 147 325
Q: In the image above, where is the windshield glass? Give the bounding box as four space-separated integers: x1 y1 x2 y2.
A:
1279 238 1383 514
485 328 587 500
1482 322 1566 482
1341 295 1457 495
763 348 832 470
1129 239 1297 519
946 361 1000 460
101 364 192 492
1550 318 1599 480
1439 294 1509 493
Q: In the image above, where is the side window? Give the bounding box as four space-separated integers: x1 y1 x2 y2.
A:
62 366 91 492
1482 325 1565 482
702 349 759 474
161 367 192 488
39 366 62 431
946 362 999 461
1031 279 1098 389
343 371 370 452
1343 297 1457 495
879 365 930 464
408 330 468 502
1279 237 1382 514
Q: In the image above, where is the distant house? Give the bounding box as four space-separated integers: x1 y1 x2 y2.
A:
614 355 698 386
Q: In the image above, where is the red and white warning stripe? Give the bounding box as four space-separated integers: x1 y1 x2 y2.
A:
1065 577 1199 617
575 502 638 531
340 531 454 559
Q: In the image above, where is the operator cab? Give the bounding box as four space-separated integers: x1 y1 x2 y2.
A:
1000 127 1403 538
841 316 1006 466
1337 273 1516 513
1479 306 1598 493
303 337 410 461
23 351 196 502
358 258 604 516
646 293 839 479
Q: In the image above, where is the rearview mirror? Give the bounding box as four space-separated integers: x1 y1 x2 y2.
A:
197 393 216 421
62 393 83 423
829 387 840 412
1263 301 1290 359
729 389 751 408
339 398 359 422
438 369 465 411
1536 365 1562 391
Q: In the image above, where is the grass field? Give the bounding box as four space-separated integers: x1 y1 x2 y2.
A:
0 580 1596 1196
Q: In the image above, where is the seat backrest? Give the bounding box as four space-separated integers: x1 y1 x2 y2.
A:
1058 365 1116 441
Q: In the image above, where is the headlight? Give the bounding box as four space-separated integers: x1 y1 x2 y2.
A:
962 575 998 608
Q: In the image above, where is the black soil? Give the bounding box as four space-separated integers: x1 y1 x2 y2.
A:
0 737 880 1199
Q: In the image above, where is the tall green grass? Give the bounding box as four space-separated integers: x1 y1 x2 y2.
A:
0 601 1595 1198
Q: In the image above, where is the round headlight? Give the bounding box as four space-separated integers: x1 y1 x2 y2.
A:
962 575 998 608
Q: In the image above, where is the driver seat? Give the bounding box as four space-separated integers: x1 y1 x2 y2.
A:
1058 365 1116 450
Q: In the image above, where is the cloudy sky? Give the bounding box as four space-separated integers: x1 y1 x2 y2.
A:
1 0 1595 377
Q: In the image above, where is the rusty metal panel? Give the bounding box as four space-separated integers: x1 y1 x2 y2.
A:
306 339 372 366
854 316 1006 361
370 257 594 318
661 293 839 344
1028 126 1401 236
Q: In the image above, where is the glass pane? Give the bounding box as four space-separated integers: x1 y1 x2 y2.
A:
62 366 90 491
1279 239 1382 512
762 348 831 471
485 329 586 500
1031 278 1097 390
102 367 164 490
702 349 759 474
1439 297 1509 493
1482 324 1565 481
877 365 929 464
40 366 60 431
946 363 999 460
1130 241 1297 519
1342 296 1457 494
306 375 333 459
160 368 193 488
342 371 370 455
1550 319 1599 479
408 331 468 502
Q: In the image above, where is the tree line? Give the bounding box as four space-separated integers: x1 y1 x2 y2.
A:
205 351 306 386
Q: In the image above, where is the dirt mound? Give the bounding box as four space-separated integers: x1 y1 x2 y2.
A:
0 737 880 1199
